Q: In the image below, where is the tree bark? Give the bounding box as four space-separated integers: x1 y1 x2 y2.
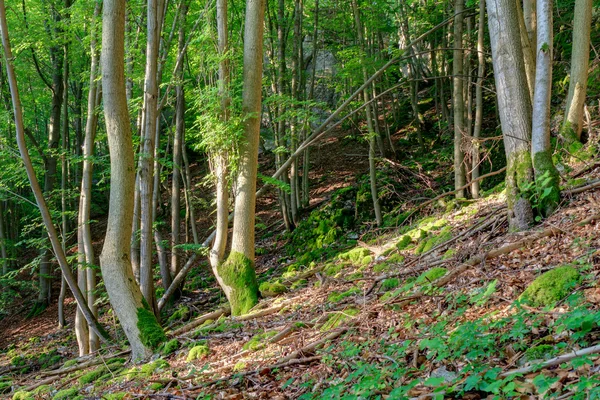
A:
453 0 466 198
100 0 165 361
471 0 485 199
531 0 559 215
561 0 592 143
486 0 534 230
217 0 264 316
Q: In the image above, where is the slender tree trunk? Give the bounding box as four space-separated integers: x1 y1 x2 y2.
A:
217 0 264 316
100 0 165 361
0 202 7 275
516 0 535 101
523 0 536 52
486 0 534 230
561 0 592 144
471 0 485 199
453 0 466 198
0 0 110 344
531 0 559 215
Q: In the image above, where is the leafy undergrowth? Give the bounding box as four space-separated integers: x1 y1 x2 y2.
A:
4 163 600 399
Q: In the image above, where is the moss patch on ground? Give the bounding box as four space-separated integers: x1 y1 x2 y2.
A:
338 248 372 266
259 281 287 297
520 266 580 307
415 227 452 255
320 308 359 331
328 287 361 303
52 388 79 400
416 267 447 285
160 339 179 356
243 331 277 351
186 344 210 362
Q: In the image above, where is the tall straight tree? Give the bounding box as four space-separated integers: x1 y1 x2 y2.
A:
216 0 265 316
531 0 559 215
486 0 534 230
453 0 466 198
100 0 166 361
471 0 485 199
560 0 592 144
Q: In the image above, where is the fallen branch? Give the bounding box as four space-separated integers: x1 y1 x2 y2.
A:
500 343 600 377
563 179 600 196
170 306 231 337
40 350 131 377
277 328 348 364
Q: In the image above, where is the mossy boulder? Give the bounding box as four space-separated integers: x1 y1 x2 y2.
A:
243 331 277 351
62 359 78 368
396 235 412 250
415 227 452 255
320 308 359 331
520 266 580 307
338 248 372 266
160 339 180 356
259 281 287 297
324 262 344 277
416 267 447 285
186 344 210 362
12 391 33 400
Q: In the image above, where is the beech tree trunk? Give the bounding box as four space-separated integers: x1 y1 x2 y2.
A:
471 0 485 199
531 0 559 215
100 0 165 361
453 0 466 198
486 0 534 230
217 0 264 316
561 0 592 144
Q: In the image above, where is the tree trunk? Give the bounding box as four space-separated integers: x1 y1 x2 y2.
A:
531 0 559 215
561 0 592 144
471 0 485 199
453 0 466 198
217 0 264 316
100 0 165 361
486 0 534 230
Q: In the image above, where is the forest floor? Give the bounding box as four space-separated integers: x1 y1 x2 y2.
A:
3 124 600 399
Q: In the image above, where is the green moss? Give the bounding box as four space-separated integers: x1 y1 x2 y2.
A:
149 382 164 391
525 344 557 361
338 248 372 266
533 150 560 216
79 366 106 384
381 278 400 291
0 381 11 394
442 249 456 260
186 344 210 362
396 235 412 250
32 385 51 396
416 267 447 285
52 388 79 400
320 308 359 331
243 331 277 351
218 251 259 315
127 359 170 379
415 227 452 255
12 391 33 400
328 287 361 303
259 281 287 297
373 263 391 273
520 266 580 307
62 359 78 368
167 305 190 323
103 393 127 400
137 299 167 351
290 279 308 290
324 262 344 276
160 339 179 356
233 362 246 372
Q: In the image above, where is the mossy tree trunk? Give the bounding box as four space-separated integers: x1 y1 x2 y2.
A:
100 0 165 361
217 0 264 316
486 0 534 230
561 0 592 146
531 0 559 216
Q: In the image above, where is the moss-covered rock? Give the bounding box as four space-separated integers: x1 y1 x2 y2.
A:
243 331 277 351
52 388 79 400
12 391 33 400
62 359 78 368
79 366 106 385
320 308 359 331
338 248 372 266
520 266 580 307
126 359 170 379
416 267 447 285
186 344 210 362
259 281 287 297
415 227 452 255
160 339 180 356
324 262 344 277
217 251 259 315
524 344 557 361
396 235 412 250
328 287 361 303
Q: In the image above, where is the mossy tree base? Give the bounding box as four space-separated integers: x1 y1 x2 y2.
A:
532 150 560 217
217 251 259 316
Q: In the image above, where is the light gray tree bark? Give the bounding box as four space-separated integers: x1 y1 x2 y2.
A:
486 0 534 230
453 0 466 198
471 0 485 199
